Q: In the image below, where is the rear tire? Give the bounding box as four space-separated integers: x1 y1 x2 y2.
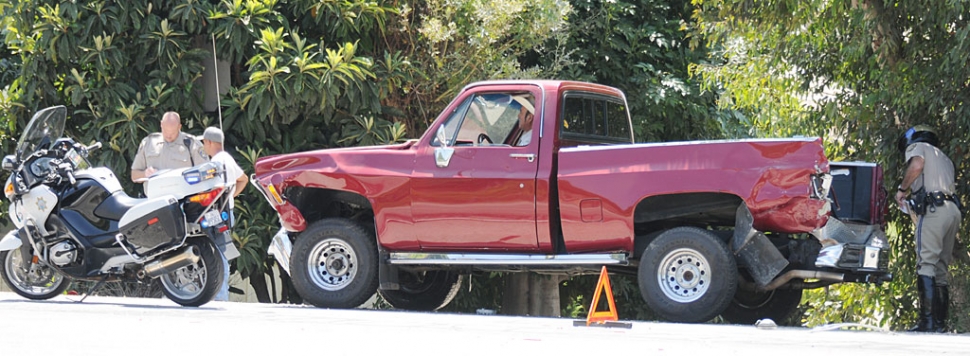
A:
0 249 71 300
159 238 224 307
379 271 462 311
290 218 378 308
638 227 737 323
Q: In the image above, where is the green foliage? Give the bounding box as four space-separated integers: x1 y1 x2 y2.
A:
338 116 408 147
231 147 276 280
693 0 970 331
539 0 735 142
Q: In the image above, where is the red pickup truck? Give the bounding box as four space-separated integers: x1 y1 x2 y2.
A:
251 80 890 323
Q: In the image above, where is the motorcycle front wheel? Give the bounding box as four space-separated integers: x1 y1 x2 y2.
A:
158 238 224 307
0 249 71 300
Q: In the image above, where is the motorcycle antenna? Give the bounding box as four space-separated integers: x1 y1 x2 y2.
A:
211 33 223 130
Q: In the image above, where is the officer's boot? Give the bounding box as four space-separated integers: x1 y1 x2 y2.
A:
933 284 949 333
908 275 936 332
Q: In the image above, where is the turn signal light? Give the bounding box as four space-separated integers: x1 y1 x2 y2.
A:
266 184 284 205
4 182 13 198
189 188 224 207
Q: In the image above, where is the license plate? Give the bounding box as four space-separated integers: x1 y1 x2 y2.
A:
204 210 223 225
863 246 879 269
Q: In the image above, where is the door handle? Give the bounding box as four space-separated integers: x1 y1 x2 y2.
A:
509 153 536 162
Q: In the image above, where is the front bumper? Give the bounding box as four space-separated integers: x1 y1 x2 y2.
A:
267 227 292 276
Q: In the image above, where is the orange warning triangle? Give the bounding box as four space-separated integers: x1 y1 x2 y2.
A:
585 266 618 325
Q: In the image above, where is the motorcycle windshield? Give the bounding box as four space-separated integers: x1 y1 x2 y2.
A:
15 106 67 162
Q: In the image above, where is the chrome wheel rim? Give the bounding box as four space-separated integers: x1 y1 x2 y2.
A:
4 249 65 296
657 248 711 303
307 238 357 291
160 257 207 301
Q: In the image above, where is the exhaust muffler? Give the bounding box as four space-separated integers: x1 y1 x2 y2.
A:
138 246 201 279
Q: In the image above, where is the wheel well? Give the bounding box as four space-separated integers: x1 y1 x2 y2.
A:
286 187 375 232
632 192 743 257
634 192 742 233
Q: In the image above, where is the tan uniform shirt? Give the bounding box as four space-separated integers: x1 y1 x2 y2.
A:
131 132 207 173
905 142 956 194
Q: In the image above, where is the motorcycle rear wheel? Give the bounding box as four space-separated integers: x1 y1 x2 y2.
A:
158 238 224 307
0 249 71 300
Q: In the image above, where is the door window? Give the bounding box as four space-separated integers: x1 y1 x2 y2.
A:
434 92 536 147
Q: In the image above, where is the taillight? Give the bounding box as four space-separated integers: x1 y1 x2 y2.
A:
189 188 224 206
810 173 832 200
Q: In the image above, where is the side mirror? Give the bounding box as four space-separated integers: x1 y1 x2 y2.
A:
2 155 15 171
434 126 454 168
436 126 449 147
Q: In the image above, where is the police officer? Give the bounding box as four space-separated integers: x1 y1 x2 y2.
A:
895 125 960 333
130 111 207 182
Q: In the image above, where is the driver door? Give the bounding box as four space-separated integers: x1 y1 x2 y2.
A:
410 88 541 251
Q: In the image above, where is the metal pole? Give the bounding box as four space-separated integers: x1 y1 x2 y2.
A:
211 34 223 130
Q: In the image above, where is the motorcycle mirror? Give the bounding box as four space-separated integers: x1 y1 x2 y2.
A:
2 155 14 171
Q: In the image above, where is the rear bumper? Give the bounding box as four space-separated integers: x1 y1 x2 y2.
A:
812 219 890 275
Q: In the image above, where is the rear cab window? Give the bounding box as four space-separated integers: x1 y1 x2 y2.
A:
559 93 633 147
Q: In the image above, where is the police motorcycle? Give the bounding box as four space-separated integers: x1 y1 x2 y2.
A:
1 106 238 306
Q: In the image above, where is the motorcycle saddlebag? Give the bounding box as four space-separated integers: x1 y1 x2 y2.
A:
118 195 186 255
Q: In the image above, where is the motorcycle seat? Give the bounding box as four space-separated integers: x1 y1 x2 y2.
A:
95 191 145 221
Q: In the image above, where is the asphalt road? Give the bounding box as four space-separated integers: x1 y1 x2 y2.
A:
0 292 966 356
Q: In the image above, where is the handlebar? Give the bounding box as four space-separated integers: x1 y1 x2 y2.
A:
53 161 77 186
85 142 102 151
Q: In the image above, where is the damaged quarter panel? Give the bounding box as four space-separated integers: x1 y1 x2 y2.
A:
557 138 830 253
253 141 418 249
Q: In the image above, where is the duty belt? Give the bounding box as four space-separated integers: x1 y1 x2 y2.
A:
923 191 963 213
915 190 962 214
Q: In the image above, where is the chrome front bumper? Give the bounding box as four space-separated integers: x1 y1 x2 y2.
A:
267 227 292 276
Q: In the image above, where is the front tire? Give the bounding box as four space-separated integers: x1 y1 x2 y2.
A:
379 271 462 311
159 238 224 307
0 249 71 300
638 227 738 323
290 218 378 309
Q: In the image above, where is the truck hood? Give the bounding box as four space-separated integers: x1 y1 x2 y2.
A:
254 139 418 179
